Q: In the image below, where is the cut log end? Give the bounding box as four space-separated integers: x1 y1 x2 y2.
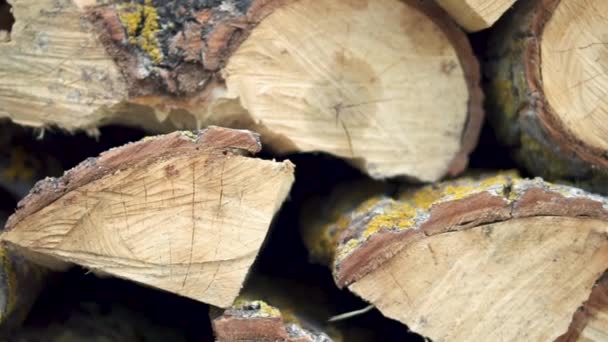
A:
487 0 608 192
302 172 608 341
541 0 608 155
0 0 482 181
1 127 295 308
221 0 483 181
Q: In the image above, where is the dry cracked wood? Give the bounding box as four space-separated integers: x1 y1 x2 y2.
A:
486 0 608 193
0 126 295 308
302 172 608 341
435 0 517 31
0 0 483 181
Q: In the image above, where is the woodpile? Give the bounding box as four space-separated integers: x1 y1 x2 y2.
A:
0 0 483 181
0 0 607 341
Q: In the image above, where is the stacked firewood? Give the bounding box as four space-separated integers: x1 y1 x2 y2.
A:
0 0 607 341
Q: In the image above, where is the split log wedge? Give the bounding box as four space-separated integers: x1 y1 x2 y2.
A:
302 172 608 341
0 0 482 181
486 0 608 193
0 127 295 308
435 0 517 31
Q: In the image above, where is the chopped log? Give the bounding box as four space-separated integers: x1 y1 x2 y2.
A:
301 172 608 341
0 0 483 181
212 300 332 342
0 126 295 308
211 275 338 342
435 0 517 31
486 0 608 193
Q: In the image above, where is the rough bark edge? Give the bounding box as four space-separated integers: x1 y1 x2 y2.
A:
406 0 484 176
332 174 608 287
485 0 608 191
3 126 261 231
83 0 293 98
524 0 608 169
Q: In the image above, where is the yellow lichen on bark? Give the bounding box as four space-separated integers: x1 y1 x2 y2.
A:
331 172 520 265
116 0 162 63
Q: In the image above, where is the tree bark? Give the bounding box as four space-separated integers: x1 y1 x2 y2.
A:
0 0 483 181
0 126 294 308
212 300 331 342
302 172 608 341
486 0 608 194
435 0 517 31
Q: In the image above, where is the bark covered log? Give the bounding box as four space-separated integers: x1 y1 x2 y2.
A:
212 300 332 342
302 172 608 341
210 275 337 342
0 126 294 308
0 0 483 181
486 0 608 193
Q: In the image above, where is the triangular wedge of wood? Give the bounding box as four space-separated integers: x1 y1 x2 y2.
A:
302 172 608 341
435 0 517 31
1 127 295 308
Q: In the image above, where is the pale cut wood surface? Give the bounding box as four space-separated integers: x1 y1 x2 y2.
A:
0 0 127 130
301 173 608 341
435 0 517 31
1 127 295 308
0 0 482 182
222 0 470 181
541 0 608 153
350 216 608 342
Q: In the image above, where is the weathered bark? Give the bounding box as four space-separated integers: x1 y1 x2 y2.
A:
0 0 483 181
486 0 608 194
302 172 608 341
0 126 295 308
435 0 517 31
212 300 331 342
